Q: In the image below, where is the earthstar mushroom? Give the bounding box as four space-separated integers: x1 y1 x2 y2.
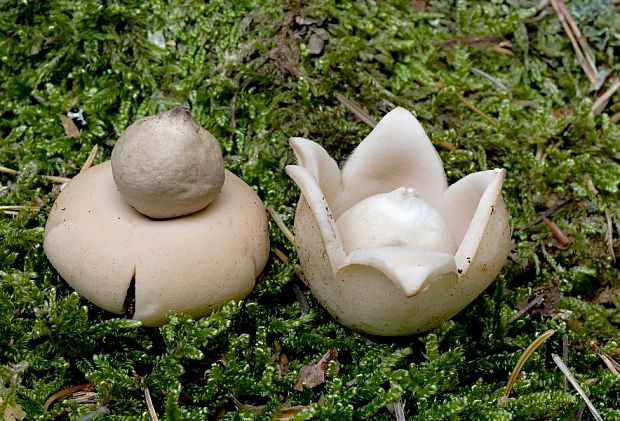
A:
44 108 269 326
286 107 510 336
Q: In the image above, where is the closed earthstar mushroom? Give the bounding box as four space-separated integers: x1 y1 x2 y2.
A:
286 107 510 336
44 109 269 326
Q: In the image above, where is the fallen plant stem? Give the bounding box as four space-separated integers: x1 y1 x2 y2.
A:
266 206 295 245
455 93 498 126
335 93 377 128
514 199 572 231
503 329 555 398
551 353 603 421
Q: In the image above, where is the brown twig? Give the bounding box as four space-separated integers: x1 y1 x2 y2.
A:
592 79 620 114
514 199 572 231
455 93 498 126
550 0 598 86
335 93 377 128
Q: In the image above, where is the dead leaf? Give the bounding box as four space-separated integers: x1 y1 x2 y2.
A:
59 114 80 138
509 279 561 323
0 398 26 421
294 349 338 391
307 33 324 54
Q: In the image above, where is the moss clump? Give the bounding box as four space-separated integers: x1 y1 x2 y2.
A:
1 0 619 419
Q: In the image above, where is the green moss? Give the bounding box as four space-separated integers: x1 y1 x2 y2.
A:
1 0 619 419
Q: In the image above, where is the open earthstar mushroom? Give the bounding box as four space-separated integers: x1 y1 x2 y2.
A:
43 109 269 326
286 107 510 336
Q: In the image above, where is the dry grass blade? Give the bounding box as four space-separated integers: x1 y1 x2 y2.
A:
612 110 620 124
455 93 498 126
266 206 295 245
550 0 598 86
335 93 377 128
80 145 98 173
0 165 20 175
503 329 555 398
43 383 94 412
592 79 620 114
144 386 159 421
551 353 604 421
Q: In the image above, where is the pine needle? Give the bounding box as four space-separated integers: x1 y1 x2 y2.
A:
503 329 555 398
455 93 498 126
266 206 295 245
335 93 377 128
551 353 603 421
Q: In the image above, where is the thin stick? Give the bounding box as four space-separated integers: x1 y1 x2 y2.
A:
514 199 572 231
590 341 620 376
144 386 159 421
455 93 498 126
266 206 295 245
612 111 620 124
592 79 620 114
552 353 603 421
0 166 19 175
335 93 377 128
80 145 98 173
503 329 555 398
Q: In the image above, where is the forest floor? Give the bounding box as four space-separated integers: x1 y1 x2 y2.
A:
1 1 619 419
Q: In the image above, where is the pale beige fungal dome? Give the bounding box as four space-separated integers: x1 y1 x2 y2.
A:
111 107 225 219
